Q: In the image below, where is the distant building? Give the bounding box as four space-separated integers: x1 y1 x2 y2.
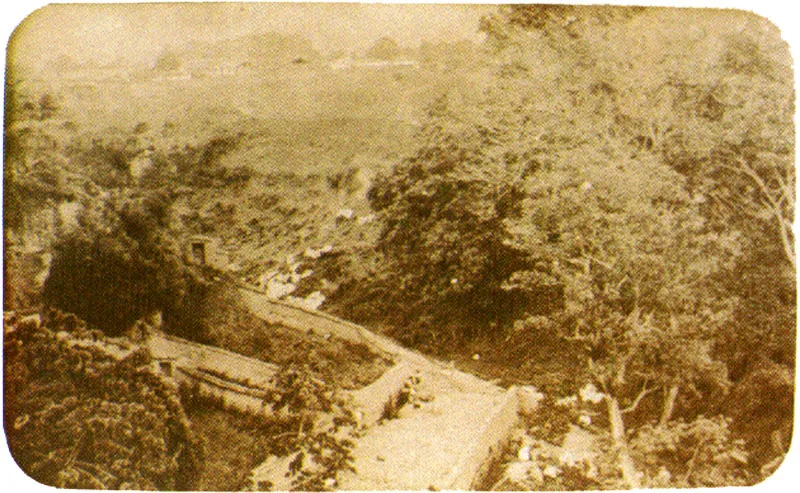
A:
185 235 227 269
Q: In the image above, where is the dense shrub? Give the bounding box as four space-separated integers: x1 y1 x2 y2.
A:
519 394 577 446
160 270 237 344
178 363 359 492
43 193 185 335
67 135 138 188
267 364 358 491
367 132 536 345
4 311 203 489
41 191 216 340
630 416 750 487
177 381 289 491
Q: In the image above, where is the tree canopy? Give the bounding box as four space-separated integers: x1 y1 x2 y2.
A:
42 191 188 335
368 5 794 484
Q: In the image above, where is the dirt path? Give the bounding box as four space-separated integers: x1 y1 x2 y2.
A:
340 369 509 490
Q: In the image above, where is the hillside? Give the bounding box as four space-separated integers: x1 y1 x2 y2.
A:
4 5 795 490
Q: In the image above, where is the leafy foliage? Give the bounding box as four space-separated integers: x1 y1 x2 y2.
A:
67 135 139 188
142 132 251 190
266 364 358 491
4 311 203 489
42 191 196 336
519 394 576 446
41 186 244 342
368 92 543 345
508 144 737 406
4 5 793 490
722 357 794 474
369 5 792 487
630 416 750 487
177 381 293 491
177 362 359 491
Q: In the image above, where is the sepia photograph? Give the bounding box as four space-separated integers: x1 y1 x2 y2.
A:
2 1 797 491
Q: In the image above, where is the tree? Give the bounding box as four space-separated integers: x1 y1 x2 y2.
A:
67 134 139 189
37 93 59 120
365 5 788 485
367 90 548 345
153 50 183 72
507 142 739 487
477 5 793 481
266 364 357 491
42 192 190 336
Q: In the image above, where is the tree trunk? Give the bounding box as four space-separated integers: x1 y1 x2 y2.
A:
606 395 642 489
659 385 679 428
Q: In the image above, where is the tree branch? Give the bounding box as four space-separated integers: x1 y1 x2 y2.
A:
269 431 301 442
621 381 657 414
69 465 109 489
682 438 709 485
719 159 795 268
74 459 118 485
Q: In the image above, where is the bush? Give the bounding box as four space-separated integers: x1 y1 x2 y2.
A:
629 416 751 487
178 363 359 492
37 93 59 120
42 192 201 337
67 135 138 188
520 394 578 446
267 364 358 491
723 358 794 476
4 312 203 489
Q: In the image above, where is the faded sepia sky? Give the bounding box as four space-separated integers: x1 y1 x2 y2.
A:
9 3 494 69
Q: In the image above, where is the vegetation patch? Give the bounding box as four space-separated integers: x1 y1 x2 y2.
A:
177 383 287 491
179 363 360 492
4 311 203 490
201 291 393 390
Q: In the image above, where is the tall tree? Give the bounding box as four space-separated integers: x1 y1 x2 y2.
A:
368 89 550 345
507 141 739 487
478 6 794 479
43 192 189 335
368 5 791 484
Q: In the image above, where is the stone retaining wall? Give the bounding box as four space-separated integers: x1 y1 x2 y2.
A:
154 292 525 490
175 367 273 415
442 385 522 490
348 362 418 426
238 285 376 346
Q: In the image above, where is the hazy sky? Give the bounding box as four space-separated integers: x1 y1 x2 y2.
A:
9 3 493 69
